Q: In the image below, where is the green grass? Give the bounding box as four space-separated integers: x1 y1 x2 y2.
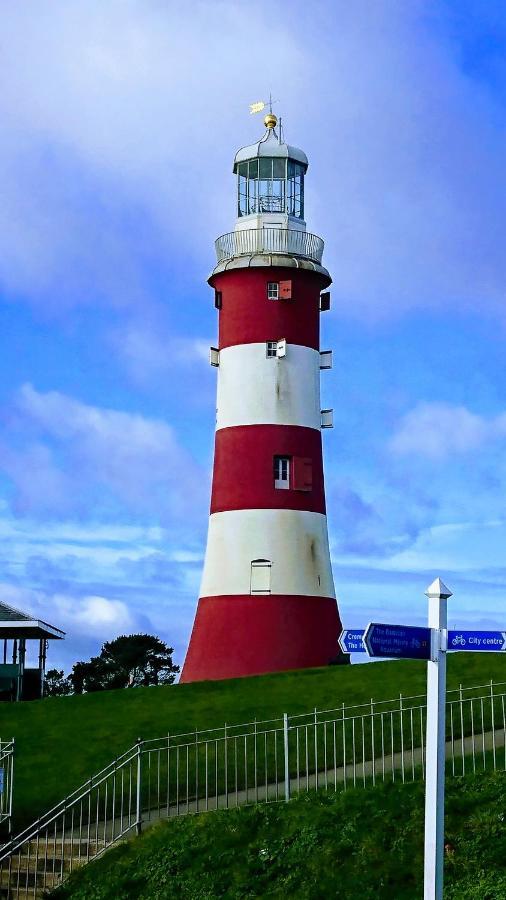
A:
49 769 506 899
3 653 505 831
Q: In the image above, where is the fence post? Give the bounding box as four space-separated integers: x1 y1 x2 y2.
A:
8 739 14 838
342 702 346 790
283 714 290 802
314 707 318 789
400 693 405 782
490 679 496 770
136 737 142 835
370 699 375 785
459 683 465 773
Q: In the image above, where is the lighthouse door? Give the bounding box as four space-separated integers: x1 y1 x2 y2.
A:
250 559 272 595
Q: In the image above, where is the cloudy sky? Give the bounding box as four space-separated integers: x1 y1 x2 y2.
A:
1 0 505 671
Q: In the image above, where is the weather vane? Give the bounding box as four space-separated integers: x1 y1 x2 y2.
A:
249 93 278 116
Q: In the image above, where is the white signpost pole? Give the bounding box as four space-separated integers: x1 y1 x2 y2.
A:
423 578 452 900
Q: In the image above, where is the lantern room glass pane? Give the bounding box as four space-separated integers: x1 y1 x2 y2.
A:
259 158 272 178
237 157 303 218
273 158 286 179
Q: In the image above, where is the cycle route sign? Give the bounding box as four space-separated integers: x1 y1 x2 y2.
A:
448 630 506 652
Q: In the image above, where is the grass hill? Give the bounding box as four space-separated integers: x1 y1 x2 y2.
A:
3 652 506 831
50 769 506 899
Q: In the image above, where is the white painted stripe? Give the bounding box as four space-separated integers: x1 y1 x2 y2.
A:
199 508 335 599
216 343 321 430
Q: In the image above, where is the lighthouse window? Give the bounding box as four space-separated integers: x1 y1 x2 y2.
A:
237 157 298 217
266 341 278 358
267 282 279 299
274 455 290 490
287 161 305 219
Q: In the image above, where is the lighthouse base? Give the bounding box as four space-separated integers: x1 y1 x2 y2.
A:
180 594 342 683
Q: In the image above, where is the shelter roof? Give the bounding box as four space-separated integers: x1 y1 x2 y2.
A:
0 601 65 640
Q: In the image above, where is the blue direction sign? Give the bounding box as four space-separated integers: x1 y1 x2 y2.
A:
365 623 432 660
338 630 366 654
448 630 506 652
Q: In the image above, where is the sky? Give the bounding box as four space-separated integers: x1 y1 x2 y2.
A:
1 0 505 672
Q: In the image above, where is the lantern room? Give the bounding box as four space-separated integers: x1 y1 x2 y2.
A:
233 114 308 230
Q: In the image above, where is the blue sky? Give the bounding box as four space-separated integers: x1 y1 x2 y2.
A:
1 0 505 671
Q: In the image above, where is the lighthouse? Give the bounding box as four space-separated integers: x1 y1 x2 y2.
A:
180 112 342 682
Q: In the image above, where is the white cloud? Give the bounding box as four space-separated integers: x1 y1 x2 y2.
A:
0 384 205 517
111 322 212 385
389 402 506 460
53 594 136 637
0 2 505 321
0 582 139 640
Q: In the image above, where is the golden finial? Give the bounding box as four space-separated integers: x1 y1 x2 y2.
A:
264 112 277 129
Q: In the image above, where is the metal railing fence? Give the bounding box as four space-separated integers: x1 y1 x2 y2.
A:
0 740 14 833
215 227 325 264
0 681 504 898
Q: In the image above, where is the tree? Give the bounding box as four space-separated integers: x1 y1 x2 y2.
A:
69 634 180 693
69 658 111 694
44 669 72 697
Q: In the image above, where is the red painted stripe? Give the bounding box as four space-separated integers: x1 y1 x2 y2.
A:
180 594 342 682
209 267 329 351
210 425 325 514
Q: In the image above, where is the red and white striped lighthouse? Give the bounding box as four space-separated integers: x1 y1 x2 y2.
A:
181 112 342 682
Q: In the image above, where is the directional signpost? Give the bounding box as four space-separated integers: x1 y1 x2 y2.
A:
338 581 506 900
338 629 366 654
365 623 431 660
448 630 506 652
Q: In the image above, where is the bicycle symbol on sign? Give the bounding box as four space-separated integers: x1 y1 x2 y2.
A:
451 634 466 647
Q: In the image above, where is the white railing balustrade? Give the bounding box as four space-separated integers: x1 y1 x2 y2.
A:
215 228 325 265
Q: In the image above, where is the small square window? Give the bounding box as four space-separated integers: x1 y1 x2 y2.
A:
267 282 279 300
274 455 290 489
266 341 277 358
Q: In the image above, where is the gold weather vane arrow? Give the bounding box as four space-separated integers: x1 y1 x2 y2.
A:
249 93 278 115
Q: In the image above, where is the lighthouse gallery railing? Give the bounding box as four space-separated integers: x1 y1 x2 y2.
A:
215 227 325 265
0 680 504 897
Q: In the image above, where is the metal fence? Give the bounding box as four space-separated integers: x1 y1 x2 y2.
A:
215 227 325 265
0 680 504 898
0 741 14 834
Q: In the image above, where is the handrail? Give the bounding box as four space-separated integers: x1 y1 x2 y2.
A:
1 676 504 894
215 227 324 264
0 742 139 858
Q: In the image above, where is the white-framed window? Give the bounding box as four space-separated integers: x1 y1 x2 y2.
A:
266 340 286 359
267 282 279 300
274 455 290 489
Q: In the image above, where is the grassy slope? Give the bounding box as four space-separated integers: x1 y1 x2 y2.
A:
3 653 506 830
51 769 506 899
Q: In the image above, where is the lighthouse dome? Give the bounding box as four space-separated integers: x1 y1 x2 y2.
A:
233 126 308 171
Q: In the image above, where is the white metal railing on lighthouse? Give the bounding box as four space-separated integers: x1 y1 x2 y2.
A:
214 228 325 265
